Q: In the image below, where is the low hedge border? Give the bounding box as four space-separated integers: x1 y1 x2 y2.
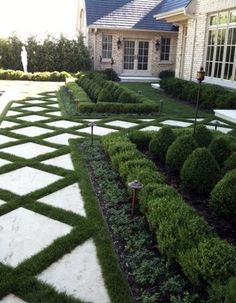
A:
102 132 236 300
0 69 70 81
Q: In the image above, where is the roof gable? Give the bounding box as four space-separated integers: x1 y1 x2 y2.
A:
84 0 178 32
154 0 192 15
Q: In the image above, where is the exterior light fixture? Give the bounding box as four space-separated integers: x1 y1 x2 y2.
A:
155 39 160 51
99 55 102 63
193 66 205 136
159 99 164 114
214 120 220 131
117 37 122 49
128 180 143 217
111 57 114 65
89 122 96 145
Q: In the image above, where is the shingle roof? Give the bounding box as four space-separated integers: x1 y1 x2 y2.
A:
154 0 191 15
85 0 178 32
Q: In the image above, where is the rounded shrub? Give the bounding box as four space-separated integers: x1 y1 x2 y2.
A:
181 147 220 195
118 90 136 103
114 87 125 100
128 130 154 151
166 135 198 172
222 152 236 174
209 137 232 168
149 126 176 162
225 277 236 303
209 169 236 218
179 237 236 285
97 88 113 102
194 124 213 147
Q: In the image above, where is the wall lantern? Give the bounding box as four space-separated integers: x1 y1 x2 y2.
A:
155 39 160 51
117 37 122 49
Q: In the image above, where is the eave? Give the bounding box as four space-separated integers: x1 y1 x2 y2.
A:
154 8 190 23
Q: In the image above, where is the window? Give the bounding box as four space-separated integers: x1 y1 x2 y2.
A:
102 35 112 59
205 10 236 82
160 37 171 61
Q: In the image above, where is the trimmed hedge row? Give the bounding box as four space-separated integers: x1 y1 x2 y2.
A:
102 132 236 300
0 69 70 81
66 81 91 104
160 77 236 110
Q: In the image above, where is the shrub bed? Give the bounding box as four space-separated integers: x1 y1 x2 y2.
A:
160 77 236 110
0 69 70 81
102 132 236 300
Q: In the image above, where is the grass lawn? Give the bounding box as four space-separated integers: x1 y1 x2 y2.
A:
121 82 213 118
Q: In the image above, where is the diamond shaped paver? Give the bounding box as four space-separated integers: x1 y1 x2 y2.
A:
0 207 72 267
160 120 192 127
41 154 74 170
105 120 138 128
6 110 21 117
22 106 46 112
0 158 11 167
38 183 86 216
44 133 81 145
1 142 56 159
11 126 54 137
0 294 28 303
78 126 117 136
0 121 18 128
46 120 82 129
206 125 232 134
140 126 161 132
0 134 17 145
47 111 61 117
0 199 6 207
18 115 49 122
37 239 110 303
0 166 62 195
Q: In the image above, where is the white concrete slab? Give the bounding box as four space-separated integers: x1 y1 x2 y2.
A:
6 110 21 117
0 294 28 303
209 119 229 126
214 110 236 124
37 239 110 303
44 133 81 145
24 100 45 104
0 134 17 145
0 207 72 267
41 154 74 170
18 115 48 122
47 104 59 108
38 183 86 216
47 111 61 117
0 121 18 128
205 125 232 134
0 199 6 207
186 118 205 122
139 119 155 122
46 120 82 129
78 126 117 136
140 125 161 132
0 166 62 195
1 142 56 159
160 120 193 127
0 159 11 167
105 120 138 128
22 106 46 112
11 126 54 137
11 103 24 108
48 97 57 101
83 119 102 122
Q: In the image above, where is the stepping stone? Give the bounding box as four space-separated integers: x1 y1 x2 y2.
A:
78 126 117 136
48 97 57 101
38 183 86 216
139 126 161 132
0 166 62 195
139 119 155 122
11 126 54 137
160 120 192 127
47 104 59 108
83 119 102 122
0 121 18 128
47 111 61 117
186 118 204 122
11 103 24 108
0 294 28 303
6 110 20 117
105 120 138 128
209 119 229 126
22 106 46 112
0 199 6 206
0 134 17 145
206 125 232 134
46 120 82 129
44 133 81 145
37 239 110 303
0 207 72 267
24 99 45 103
17 115 49 122
0 159 11 167
1 142 56 159
41 154 74 170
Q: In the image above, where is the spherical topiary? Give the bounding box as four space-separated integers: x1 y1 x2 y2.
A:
209 137 232 168
97 88 113 102
225 277 236 303
166 135 198 172
149 126 176 162
117 90 135 103
194 124 213 147
181 147 220 195
209 169 236 218
222 152 236 174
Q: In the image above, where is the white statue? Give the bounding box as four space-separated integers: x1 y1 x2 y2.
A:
21 46 28 73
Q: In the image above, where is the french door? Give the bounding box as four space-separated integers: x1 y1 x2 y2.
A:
123 40 150 75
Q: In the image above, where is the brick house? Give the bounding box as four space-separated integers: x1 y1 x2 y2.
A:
76 0 178 78
154 0 236 89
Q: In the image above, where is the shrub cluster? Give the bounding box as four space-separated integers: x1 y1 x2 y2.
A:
66 81 92 107
0 69 70 81
102 132 236 298
209 137 232 168
158 69 175 79
160 77 236 110
222 152 236 174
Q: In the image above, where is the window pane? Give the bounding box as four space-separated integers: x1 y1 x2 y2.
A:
210 15 218 25
160 37 170 61
102 35 112 58
230 10 236 23
219 12 228 24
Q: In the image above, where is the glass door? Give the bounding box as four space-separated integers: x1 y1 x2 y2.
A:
137 41 149 71
124 40 135 71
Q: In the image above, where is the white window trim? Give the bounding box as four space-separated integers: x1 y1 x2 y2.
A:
102 34 113 59
160 37 171 62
